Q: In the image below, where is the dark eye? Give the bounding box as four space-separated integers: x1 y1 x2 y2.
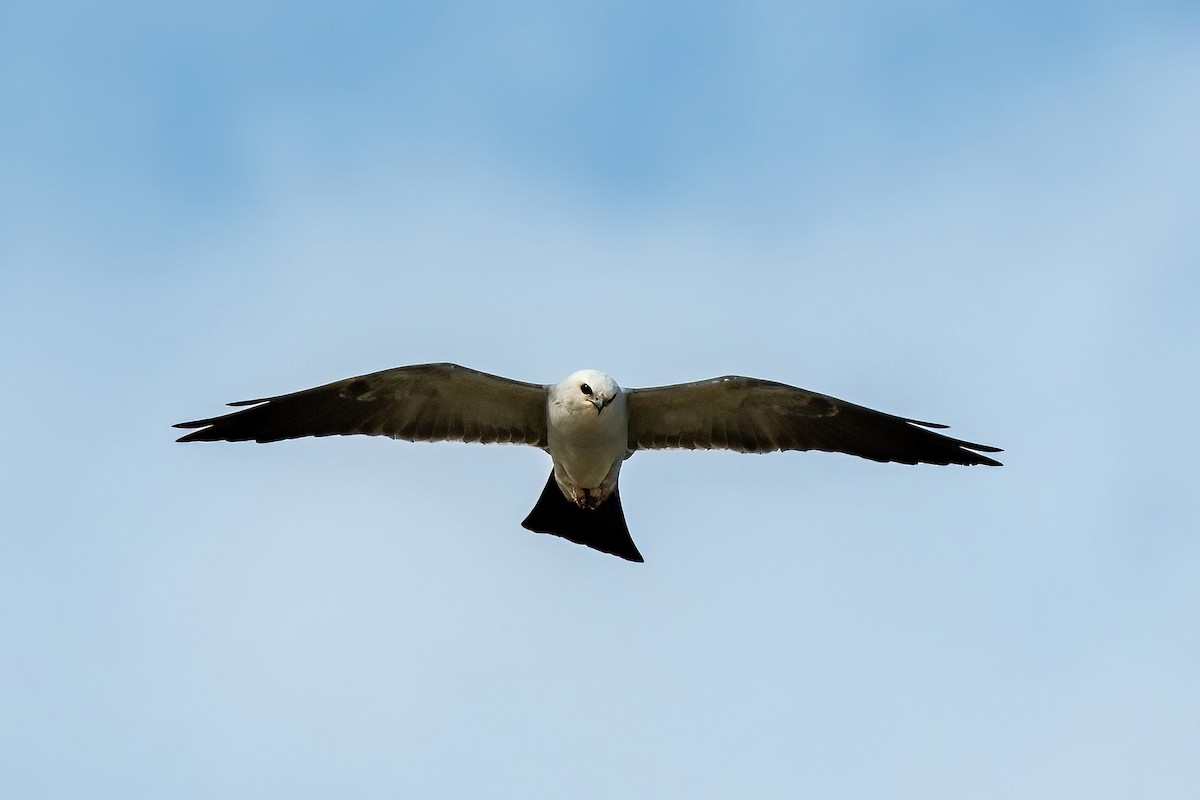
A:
580 383 593 396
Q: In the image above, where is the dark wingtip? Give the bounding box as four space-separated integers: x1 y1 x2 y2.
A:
901 418 1003 466
173 415 221 442
963 442 1004 466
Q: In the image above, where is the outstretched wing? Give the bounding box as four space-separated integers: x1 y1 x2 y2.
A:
626 376 1001 466
175 363 549 447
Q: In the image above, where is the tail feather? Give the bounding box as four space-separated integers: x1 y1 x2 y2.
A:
521 472 644 563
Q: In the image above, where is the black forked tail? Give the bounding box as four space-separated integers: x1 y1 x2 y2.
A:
521 472 644 563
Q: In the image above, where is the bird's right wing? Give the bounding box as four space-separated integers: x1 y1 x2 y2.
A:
626 376 1001 466
175 363 550 447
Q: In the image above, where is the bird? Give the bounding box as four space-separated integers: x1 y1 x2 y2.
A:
174 363 1002 562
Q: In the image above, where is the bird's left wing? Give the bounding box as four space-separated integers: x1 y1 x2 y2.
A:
626 376 1001 466
175 363 549 447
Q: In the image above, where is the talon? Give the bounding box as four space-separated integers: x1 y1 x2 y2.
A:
574 488 602 510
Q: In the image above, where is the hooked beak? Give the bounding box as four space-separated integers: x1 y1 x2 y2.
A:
591 395 614 414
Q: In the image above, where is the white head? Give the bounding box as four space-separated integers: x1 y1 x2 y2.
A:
553 369 622 415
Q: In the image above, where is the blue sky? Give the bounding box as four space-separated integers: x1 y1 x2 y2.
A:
2 1 1199 797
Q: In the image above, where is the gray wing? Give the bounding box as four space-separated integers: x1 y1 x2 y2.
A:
175 363 549 447
626 376 1002 466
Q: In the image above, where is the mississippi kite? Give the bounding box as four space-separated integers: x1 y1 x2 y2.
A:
175 363 1002 562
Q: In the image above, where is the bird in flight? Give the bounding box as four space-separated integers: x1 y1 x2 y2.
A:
175 363 1001 562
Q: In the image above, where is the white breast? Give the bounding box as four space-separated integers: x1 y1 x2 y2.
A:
546 386 629 492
